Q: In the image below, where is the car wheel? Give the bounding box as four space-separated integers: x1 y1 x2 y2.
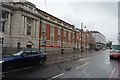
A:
39 58 45 65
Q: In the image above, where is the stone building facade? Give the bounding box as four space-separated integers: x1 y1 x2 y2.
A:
92 31 106 49
1 1 95 55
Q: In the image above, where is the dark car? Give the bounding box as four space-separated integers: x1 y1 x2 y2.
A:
0 48 47 72
109 50 120 60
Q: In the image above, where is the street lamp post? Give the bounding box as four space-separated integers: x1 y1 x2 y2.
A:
80 23 86 58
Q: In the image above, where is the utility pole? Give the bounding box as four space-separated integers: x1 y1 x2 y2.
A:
81 23 83 58
80 22 86 58
39 19 42 50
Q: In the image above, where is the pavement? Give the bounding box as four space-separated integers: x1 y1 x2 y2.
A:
46 50 94 64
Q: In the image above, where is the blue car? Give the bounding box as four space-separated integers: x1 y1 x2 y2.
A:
0 48 47 72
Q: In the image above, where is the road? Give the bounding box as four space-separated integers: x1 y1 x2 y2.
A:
1 50 119 80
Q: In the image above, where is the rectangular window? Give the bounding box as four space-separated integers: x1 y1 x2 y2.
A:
1 21 5 32
51 26 54 34
29 7 33 12
64 31 66 37
73 33 75 41
42 23 46 32
2 11 8 19
27 26 31 35
58 28 60 35
50 26 54 46
0 38 4 46
1 11 8 33
68 32 70 41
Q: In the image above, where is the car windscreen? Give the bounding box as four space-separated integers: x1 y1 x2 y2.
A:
112 50 120 53
13 51 24 56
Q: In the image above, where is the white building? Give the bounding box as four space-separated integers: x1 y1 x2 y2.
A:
1 2 40 55
92 31 106 49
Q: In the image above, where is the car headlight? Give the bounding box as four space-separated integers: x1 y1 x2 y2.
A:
0 61 4 63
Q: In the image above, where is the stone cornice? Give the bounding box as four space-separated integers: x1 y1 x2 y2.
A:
2 3 76 32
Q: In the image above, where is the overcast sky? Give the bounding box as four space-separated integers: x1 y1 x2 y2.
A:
28 0 119 44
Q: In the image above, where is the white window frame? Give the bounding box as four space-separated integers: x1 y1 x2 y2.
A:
64 31 66 37
42 23 46 32
41 34 46 45
51 26 54 34
50 34 54 46
58 28 60 35
57 35 61 46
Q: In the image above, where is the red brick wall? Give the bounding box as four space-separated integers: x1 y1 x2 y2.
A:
71 32 73 43
66 31 68 42
46 24 50 40
54 27 58 42
61 29 64 42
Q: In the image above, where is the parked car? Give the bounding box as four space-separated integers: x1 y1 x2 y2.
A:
109 50 120 60
0 48 47 72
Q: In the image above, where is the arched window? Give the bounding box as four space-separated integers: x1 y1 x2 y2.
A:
57 35 61 46
41 33 46 45
50 34 54 46
26 17 33 36
50 26 54 46
26 41 33 48
57 28 61 46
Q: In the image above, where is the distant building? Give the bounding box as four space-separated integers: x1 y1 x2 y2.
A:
74 28 95 51
91 31 106 50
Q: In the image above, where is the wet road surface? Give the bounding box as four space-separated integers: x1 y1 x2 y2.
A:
2 50 119 79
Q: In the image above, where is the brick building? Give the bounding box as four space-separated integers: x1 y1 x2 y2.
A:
1 1 95 55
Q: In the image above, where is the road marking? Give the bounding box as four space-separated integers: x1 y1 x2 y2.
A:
75 62 90 69
109 65 118 78
48 73 64 80
79 58 87 61
114 67 118 78
1 66 33 74
105 59 110 64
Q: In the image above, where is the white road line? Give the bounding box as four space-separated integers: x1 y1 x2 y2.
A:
114 66 118 78
79 58 87 61
105 59 110 64
75 62 90 69
106 62 110 64
1 66 32 74
48 73 64 80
